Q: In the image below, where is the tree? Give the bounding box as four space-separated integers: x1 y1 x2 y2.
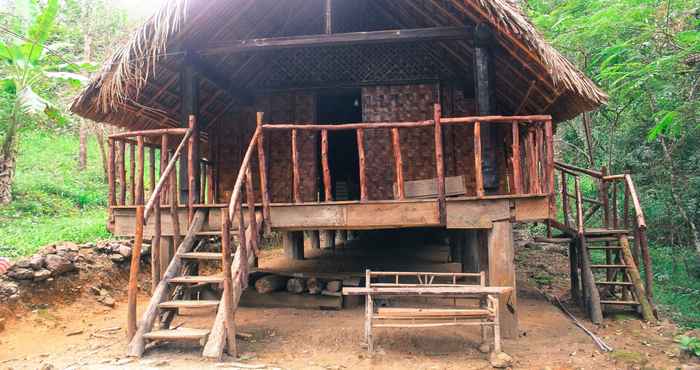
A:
0 0 88 204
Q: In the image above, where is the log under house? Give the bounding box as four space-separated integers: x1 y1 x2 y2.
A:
71 0 656 359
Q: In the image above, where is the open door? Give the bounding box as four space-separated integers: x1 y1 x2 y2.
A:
317 90 362 201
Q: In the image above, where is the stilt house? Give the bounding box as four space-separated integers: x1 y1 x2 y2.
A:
71 0 656 359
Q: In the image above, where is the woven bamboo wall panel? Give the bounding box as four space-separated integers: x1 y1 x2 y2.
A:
252 43 456 89
361 84 437 200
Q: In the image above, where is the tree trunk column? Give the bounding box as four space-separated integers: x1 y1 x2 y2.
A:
474 24 499 190
487 221 517 338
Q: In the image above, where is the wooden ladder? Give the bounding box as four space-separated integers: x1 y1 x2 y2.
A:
579 230 655 322
125 208 261 358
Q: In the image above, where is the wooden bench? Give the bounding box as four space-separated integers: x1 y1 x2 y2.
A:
343 270 512 355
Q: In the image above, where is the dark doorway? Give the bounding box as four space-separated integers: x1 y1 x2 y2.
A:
317 90 362 201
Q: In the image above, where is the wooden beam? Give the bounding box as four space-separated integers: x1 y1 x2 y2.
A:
200 27 474 55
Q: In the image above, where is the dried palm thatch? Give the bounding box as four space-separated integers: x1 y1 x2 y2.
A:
71 0 607 129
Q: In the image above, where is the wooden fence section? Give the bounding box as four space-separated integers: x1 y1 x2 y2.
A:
262 104 554 222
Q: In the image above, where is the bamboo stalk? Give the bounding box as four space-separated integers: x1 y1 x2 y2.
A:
357 128 367 202
391 128 404 200
473 122 484 197
322 129 332 201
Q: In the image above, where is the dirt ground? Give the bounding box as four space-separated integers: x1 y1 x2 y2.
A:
1 234 698 370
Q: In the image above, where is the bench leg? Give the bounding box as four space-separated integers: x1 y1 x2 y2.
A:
365 295 374 353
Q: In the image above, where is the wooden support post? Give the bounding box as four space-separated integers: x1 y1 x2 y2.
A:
244 167 259 255
309 230 321 249
129 143 136 205
473 122 484 197
291 128 302 204
434 104 446 224
321 230 336 250
179 65 199 205
321 129 332 201
391 128 404 200
118 140 126 205
187 115 198 223
487 221 517 338
638 229 654 301
575 178 603 324
135 136 145 205
357 129 367 201
324 0 332 34
256 112 271 233
220 209 237 356
151 149 161 292
169 153 182 249
149 147 156 199
283 231 304 260
535 126 544 193
127 206 144 341
611 181 618 229
510 122 522 194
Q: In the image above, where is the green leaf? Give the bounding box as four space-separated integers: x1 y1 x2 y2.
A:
44 71 89 86
647 111 678 141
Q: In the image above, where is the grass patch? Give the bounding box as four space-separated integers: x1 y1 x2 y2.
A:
650 245 700 329
0 129 110 258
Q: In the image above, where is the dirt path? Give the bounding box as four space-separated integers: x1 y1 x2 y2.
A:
0 241 696 369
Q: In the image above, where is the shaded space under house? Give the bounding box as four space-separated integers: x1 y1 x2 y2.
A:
70 0 657 360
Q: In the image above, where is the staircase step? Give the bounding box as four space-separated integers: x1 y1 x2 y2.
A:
534 237 572 244
168 276 224 284
584 228 630 236
596 281 634 286
600 300 639 305
159 300 220 310
587 237 624 242
143 327 210 341
587 246 622 250
179 252 226 261
590 264 627 269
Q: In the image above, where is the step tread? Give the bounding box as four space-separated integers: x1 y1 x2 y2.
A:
584 228 630 236
590 264 628 268
158 300 220 309
596 281 634 286
143 327 210 341
600 300 639 305
168 276 224 284
587 246 622 250
179 252 226 260
534 237 573 244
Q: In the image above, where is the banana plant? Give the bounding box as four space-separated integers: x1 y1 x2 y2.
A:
0 0 91 204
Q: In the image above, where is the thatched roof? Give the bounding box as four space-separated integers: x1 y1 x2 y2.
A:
71 0 607 130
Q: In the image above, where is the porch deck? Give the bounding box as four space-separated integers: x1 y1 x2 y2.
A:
111 194 549 237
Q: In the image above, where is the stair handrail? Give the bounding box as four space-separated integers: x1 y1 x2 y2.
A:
143 125 194 222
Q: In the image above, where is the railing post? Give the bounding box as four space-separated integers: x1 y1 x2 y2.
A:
561 171 569 228
135 136 145 205
108 139 116 207
245 167 259 258
187 115 197 223
600 166 610 228
149 143 160 291
545 119 555 211
391 128 404 200
130 142 136 205
536 124 545 194
434 104 446 224
127 205 145 341
291 128 302 204
510 122 522 194
119 140 126 205
256 112 272 233
220 207 237 357
357 128 367 202
321 129 333 201
526 128 538 194
473 121 484 197
611 180 618 229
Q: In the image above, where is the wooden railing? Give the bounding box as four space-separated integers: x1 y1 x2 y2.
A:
552 161 653 301
261 104 554 223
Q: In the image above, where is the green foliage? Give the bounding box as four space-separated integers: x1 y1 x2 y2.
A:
676 335 700 357
0 130 109 257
